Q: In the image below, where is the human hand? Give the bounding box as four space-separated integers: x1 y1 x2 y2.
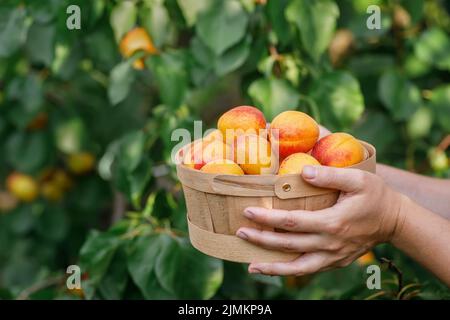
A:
236 165 407 276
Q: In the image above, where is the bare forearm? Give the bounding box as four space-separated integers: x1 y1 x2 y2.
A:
392 195 450 286
377 164 450 219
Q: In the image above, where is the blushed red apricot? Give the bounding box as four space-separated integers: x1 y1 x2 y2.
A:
311 132 365 167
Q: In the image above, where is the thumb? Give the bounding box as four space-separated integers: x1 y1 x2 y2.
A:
301 165 365 193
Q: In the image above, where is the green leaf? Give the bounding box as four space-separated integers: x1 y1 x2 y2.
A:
110 1 137 43
177 0 210 26
406 107 432 140
52 41 82 80
6 131 50 173
190 36 215 68
310 71 364 130
79 230 122 299
36 206 68 242
113 130 153 207
147 51 188 109
141 0 174 48
108 60 135 105
347 54 395 78
191 35 250 78
84 25 121 70
414 28 450 71
26 0 62 23
403 53 430 78
286 0 339 61
266 0 291 46
6 205 36 235
25 22 55 67
248 77 300 120
155 237 223 299
6 74 43 125
54 117 86 154
400 0 424 24
214 37 250 76
378 70 422 121
117 131 146 173
127 234 175 299
98 248 129 300
429 85 450 132
0 6 29 57
196 0 248 56
128 159 153 208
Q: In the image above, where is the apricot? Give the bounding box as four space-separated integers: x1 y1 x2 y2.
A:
311 132 365 167
6 172 39 202
183 139 233 170
234 133 275 175
270 111 319 160
278 153 320 175
177 130 223 163
357 251 376 266
119 27 158 70
200 159 244 175
203 129 223 143
38 168 71 202
52 169 73 190
41 181 64 202
217 106 266 143
67 152 96 175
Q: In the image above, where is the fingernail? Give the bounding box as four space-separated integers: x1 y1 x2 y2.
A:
249 267 261 274
244 208 254 219
236 231 248 240
302 166 317 179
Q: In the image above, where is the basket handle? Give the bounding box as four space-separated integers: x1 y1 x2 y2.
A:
212 174 334 199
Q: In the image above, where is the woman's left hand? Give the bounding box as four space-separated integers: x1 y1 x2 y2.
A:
236 165 406 276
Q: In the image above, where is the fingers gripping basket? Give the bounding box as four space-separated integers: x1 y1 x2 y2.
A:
176 141 376 263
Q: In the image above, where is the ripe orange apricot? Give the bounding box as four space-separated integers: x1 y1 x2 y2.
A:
183 139 233 170
52 169 72 190
311 132 365 167
234 133 275 175
270 111 319 160
41 181 64 202
6 172 39 202
203 129 223 143
67 152 96 175
357 251 376 266
278 153 320 175
119 27 158 70
217 106 267 143
200 159 244 175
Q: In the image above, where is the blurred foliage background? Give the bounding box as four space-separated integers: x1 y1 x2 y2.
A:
0 0 449 300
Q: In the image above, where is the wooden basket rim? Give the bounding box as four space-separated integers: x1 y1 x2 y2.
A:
176 140 376 199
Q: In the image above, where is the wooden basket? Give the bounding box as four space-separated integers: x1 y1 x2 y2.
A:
176 141 376 263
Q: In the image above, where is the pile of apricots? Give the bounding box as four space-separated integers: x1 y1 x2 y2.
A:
180 106 366 176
